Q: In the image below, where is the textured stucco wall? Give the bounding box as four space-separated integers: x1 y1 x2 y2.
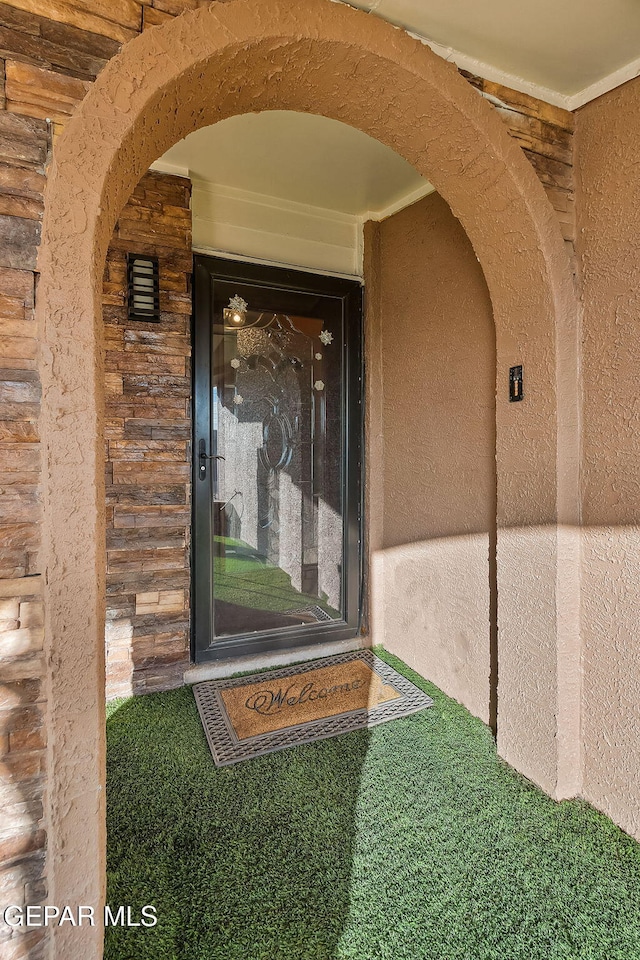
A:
370 192 496 723
576 77 640 839
33 2 578 954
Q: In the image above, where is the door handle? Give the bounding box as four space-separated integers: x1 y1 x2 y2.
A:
198 439 225 480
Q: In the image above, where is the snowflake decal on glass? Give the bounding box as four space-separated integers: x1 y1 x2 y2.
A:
228 294 248 313
233 394 244 405
319 330 333 346
314 380 325 392
315 352 323 360
230 358 241 369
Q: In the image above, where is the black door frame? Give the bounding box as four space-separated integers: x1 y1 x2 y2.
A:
192 254 364 663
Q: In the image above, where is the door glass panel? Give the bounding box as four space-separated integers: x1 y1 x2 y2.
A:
210 280 344 639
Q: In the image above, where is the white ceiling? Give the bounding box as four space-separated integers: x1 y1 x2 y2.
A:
156 111 431 217
155 0 640 219
351 0 640 106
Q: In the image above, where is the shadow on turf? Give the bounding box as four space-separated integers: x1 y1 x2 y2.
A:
106 687 370 960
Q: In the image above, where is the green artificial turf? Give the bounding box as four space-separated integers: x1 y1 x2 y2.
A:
106 650 640 960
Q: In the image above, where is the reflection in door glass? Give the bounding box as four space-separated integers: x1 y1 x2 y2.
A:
211 282 343 638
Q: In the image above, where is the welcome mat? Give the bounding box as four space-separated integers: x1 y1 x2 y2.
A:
193 650 433 766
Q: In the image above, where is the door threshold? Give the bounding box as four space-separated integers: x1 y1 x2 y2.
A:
184 637 367 684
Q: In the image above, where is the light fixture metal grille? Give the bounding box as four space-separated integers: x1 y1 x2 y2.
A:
127 254 160 322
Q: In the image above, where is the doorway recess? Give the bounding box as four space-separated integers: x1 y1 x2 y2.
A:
193 256 363 662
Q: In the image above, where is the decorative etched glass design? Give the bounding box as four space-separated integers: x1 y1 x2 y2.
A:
210 282 344 639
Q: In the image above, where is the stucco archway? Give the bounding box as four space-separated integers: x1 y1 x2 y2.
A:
37 0 579 954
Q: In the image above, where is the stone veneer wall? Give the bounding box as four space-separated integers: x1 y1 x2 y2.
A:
0 90 50 960
0 3 575 958
103 170 192 700
0 9 200 957
461 72 575 260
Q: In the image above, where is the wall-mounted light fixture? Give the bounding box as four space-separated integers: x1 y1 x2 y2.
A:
127 254 160 322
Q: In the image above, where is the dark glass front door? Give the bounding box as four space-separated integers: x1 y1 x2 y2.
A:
193 256 362 662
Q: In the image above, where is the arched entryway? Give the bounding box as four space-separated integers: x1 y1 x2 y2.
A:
36 1 579 954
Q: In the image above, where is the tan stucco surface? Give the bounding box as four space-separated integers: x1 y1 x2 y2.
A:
34 1 578 951
576 77 640 839
367 193 495 723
